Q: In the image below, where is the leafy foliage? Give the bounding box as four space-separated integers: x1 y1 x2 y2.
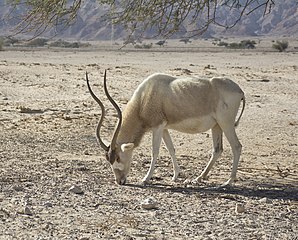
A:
0 36 19 49
25 38 48 47
216 40 257 49
272 40 289 52
229 40 257 49
106 0 275 38
7 0 82 37
48 39 91 48
6 0 275 38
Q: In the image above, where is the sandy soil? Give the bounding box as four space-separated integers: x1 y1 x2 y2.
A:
0 39 297 239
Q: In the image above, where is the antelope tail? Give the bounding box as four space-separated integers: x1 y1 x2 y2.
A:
235 96 245 127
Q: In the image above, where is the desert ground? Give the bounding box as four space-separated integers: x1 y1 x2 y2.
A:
0 38 297 239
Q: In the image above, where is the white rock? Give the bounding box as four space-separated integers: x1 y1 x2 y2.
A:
259 197 271 203
69 185 84 194
140 197 158 210
235 203 245 214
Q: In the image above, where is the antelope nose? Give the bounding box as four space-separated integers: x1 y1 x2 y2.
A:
118 178 127 185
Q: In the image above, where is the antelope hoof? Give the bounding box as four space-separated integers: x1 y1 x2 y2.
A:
183 178 201 185
221 178 235 187
194 174 209 183
194 177 203 183
172 175 179 182
142 177 151 185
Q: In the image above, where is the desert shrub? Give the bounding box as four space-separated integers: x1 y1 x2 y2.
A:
49 39 90 48
272 40 289 52
49 39 75 48
228 42 241 48
0 38 3 51
134 43 153 49
25 38 48 47
217 41 229 47
228 40 256 49
3 37 19 46
240 40 256 49
215 40 256 49
143 43 153 49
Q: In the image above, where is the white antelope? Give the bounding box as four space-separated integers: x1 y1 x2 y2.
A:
86 70 245 186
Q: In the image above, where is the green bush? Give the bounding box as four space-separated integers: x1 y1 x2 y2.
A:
49 39 90 48
240 40 256 49
217 41 229 47
0 38 3 51
6 37 19 46
25 38 49 47
134 43 153 49
216 40 256 49
229 42 241 49
272 40 289 52
228 40 256 49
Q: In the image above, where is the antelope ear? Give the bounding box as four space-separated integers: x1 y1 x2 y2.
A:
121 143 134 152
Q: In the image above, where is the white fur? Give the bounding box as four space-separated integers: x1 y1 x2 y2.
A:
112 161 125 171
101 73 245 185
121 143 134 152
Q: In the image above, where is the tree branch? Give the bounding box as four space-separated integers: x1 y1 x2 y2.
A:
5 0 275 39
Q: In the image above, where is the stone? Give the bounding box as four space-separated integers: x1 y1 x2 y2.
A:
44 201 53 207
13 186 24 192
140 197 158 210
69 185 84 194
24 206 33 216
235 203 245 214
259 197 271 203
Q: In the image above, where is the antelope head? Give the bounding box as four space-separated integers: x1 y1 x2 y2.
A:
86 70 134 185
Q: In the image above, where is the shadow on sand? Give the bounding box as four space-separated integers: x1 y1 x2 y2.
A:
126 180 298 201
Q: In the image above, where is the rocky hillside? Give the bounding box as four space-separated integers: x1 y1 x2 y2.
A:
0 0 297 40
